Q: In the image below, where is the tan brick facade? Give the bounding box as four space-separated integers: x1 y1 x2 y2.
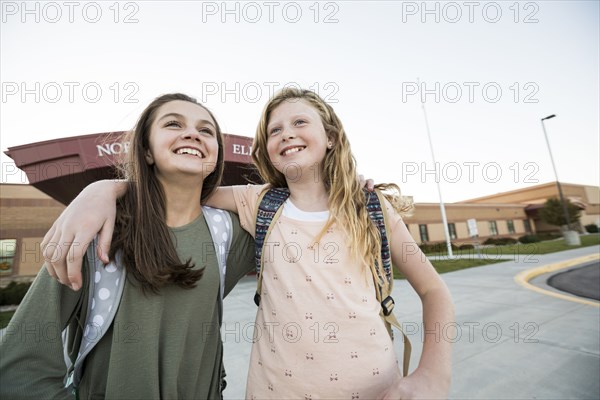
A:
458 182 599 238
1 184 65 284
404 203 531 244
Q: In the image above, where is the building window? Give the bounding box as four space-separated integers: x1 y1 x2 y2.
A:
488 221 498 236
419 224 429 243
448 223 457 240
507 220 515 234
0 239 17 275
523 219 532 233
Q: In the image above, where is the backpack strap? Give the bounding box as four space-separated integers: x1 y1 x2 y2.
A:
202 206 233 306
201 206 233 395
63 236 126 390
253 187 290 306
368 189 412 377
365 189 393 296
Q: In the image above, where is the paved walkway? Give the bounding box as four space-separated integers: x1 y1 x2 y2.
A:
222 245 600 399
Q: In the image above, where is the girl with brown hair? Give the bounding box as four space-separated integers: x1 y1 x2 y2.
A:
0 93 254 399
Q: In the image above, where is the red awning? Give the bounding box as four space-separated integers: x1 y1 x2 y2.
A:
5 132 259 204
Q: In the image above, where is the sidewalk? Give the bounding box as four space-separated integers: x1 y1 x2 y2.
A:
222 245 600 400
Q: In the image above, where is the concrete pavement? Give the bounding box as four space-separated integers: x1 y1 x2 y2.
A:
222 245 600 400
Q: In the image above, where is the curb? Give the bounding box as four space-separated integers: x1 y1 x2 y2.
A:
514 253 600 307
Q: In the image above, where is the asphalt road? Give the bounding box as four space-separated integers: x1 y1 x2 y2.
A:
548 261 600 301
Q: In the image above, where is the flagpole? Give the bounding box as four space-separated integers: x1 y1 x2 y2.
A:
418 78 454 258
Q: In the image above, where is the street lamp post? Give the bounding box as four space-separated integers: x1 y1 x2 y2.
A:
540 114 572 232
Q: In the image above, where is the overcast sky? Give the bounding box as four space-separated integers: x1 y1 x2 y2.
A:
1 0 598 203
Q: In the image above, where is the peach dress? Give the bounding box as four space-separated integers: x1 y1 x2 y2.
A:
232 185 402 400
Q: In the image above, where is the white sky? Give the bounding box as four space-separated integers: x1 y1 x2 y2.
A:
1 0 598 203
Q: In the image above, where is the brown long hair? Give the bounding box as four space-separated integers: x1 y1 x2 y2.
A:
109 93 224 293
252 88 413 284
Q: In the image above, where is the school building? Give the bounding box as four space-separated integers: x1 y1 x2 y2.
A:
2 132 599 283
402 181 599 246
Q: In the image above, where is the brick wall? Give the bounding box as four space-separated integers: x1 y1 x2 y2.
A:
1 184 65 282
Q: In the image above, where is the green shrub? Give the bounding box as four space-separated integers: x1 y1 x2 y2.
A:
537 232 562 241
518 235 540 244
585 224 599 233
419 242 458 254
482 237 517 245
0 281 32 306
459 244 474 250
495 237 518 245
519 235 540 244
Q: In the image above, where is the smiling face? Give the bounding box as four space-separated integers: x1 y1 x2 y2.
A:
145 100 219 185
266 99 331 177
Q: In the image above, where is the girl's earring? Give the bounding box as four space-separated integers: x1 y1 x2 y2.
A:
327 142 333 149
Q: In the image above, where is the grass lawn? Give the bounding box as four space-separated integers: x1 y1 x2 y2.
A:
0 310 15 329
426 234 600 258
430 258 507 274
393 234 599 280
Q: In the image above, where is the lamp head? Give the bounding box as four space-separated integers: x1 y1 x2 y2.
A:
542 114 556 121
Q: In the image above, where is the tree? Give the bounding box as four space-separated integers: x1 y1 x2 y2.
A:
540 197 582 229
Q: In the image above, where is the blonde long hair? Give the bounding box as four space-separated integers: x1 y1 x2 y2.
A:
252 88 413 272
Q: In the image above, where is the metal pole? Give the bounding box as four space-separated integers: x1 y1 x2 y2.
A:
419 78 453 257
541 115 572 231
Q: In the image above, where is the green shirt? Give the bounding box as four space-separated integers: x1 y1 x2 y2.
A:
0 212 254 399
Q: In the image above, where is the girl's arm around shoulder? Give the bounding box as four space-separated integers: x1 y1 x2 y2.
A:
0 267 86 399
204 187 238 213
385 202 455 400
212 184 270 237
204 184 270 216
42 179 127 290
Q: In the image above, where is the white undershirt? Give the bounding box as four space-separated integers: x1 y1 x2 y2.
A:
281 199 330 221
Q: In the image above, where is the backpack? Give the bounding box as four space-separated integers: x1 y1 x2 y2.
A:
252 187 412 376
62 206 233 391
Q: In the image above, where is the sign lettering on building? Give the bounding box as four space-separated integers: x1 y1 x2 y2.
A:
97 142 252 158
97 142 130 157
232 143 252 156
